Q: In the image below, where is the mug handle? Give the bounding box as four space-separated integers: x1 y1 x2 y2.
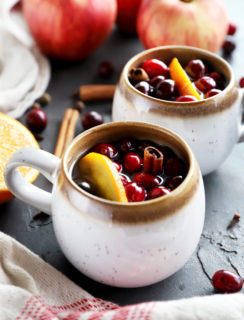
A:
4 148 61 215
239 88 244 142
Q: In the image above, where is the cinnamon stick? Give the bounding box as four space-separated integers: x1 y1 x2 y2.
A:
143 146 164 175
79 84 116 102
54 108 79 158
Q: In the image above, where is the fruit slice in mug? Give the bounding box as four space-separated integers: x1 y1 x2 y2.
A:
78 152 128 203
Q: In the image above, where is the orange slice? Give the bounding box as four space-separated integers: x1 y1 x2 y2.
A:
0 112 39 204
169 57 202 100
78 152 128 203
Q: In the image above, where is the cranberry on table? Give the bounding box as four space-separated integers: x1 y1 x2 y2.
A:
92 143 118 159
82 111 104 130
205 89 222 99
195 76 216 93
240 77 244 88
166 176 184 190
222 40 236 55
118 137 135 153
156 79 177 100
227 22 237 36
120 173 131 186
26 108 48 133
212 270 243 293
175 95 198 102
149 75 165 87
185 59 206 80
135 81 150 95
113 162 122 172
147 186 170 200
133 172 161 190
125 182 147 202
141 58 169 78
165 158 185 176
123 152 143 173
98 60 114 78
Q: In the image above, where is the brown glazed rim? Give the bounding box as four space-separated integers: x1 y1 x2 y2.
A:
62 121 198 214
122 45 235 108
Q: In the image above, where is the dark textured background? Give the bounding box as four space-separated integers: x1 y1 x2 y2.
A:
1 0 244 305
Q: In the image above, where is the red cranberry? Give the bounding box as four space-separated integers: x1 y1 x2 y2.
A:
98 61 114 78
133 172 161 190
125 182 146 202
222 40 236 55
175 95 198 102
149 75 165 87
166 176 184 190
165 158 185 176
147 186 170 200
123 152 143 173
156 79 177 100
92 143 118 159
212 270 243 293
240 77 244 88
157 146 176 160
205 89 222 99
195 76 216 93
185 59 206 79
113 162 122 172
141 59 169 78
227 22 237 36
120 173 131 186
209 71 224 83
118 137 135 153
26 108 48 133
82 111 104 130
135 81 150 95
137 140 152 155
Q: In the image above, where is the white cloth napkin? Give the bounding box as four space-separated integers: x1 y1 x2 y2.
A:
0 231 244 320
0 0 50 118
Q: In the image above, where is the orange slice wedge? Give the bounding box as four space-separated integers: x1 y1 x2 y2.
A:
169 57 202 100
0 112 39 204
78 152 128 203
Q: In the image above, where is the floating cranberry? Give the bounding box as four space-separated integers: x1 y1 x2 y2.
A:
222 40 236 55
125 182 147 202
156 79 177 100
157 146 176 160
166 176 184 190
92 143 118 159
113 162 122 172
137 140 152 155
212 270 243 293
195 76 216 93
120 173 131 186
141 59 169 78
165 158 185 176
98 61 114 78
209 71 224 83
82 111 104 130
118 137 135 153
133 172 161 190
135 81 150 95
26 108 48 133
123 152 143 173
240 77 244 88
227 22 237 36
147 186 170 200
175 95 198 102
185 59 206 80
205 89 222 99
149 75 165 87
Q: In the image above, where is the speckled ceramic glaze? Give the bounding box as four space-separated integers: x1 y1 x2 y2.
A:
4 122 205 288
112 46 244 175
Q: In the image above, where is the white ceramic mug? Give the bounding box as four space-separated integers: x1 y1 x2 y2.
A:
4 122 205 288
112 46 244 175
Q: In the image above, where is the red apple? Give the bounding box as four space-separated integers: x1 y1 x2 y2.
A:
22 0 117 61
137 0 228 53
116 0 143 34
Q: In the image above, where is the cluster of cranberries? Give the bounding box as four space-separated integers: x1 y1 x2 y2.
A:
222 22 237 56
75 137 187 202
129 58 227 102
